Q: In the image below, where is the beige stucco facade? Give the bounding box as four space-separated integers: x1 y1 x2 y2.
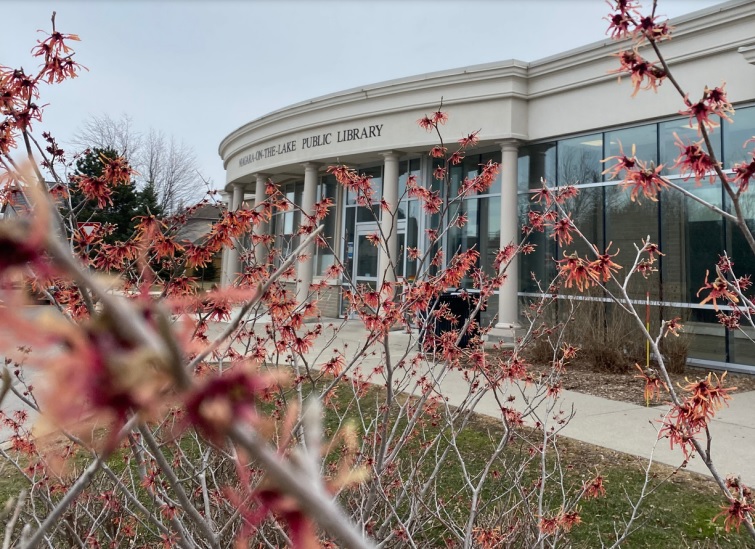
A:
218 0 755 358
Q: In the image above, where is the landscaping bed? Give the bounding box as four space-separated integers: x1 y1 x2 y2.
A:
559 360 755 406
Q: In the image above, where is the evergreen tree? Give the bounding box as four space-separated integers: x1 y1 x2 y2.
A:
136 180 163 220
70 148 163 243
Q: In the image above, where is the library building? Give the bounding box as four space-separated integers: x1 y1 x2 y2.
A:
219 0 755 371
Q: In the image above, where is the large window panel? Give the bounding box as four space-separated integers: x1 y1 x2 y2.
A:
315 176 338 276
518 142 556 190
342 207 355 281
659 188 685 303
605 184 660 300
723 105 755 168
604 125 657 181
272 182 303 265
447 196 500 287
480 151 502 195
558 134 602 186
659 117 722 177
725 190 755 298
519 194 557 293
398 158 421 208
686 184 723 305
560 186 604 266
731 326 755 366
687 308 727 363
404 199 421 281
346 165 382 222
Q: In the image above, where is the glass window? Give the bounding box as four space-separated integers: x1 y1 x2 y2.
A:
561 186 603 261
518 142 556 191
519 194 557 293
449 163 464 199
604 125 657 181
604 185 660 300
404 200 421 281
452 153 502 197
343 208 355 281
659 188 685 303
447 196 501 287
558 134 602 186
661 184 723 304
659 117 722 177
480 151 502 195
687 308 726 362
397 158 422 281
725 190 755 291
723 105 755 168
272 181 303 266
315 175 338 276
398 158 421 205
685 185 723 304
354 166 382 222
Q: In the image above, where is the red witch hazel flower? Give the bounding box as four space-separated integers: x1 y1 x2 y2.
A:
714 498 754 533
184 361 282 443
583 473 606 500
623 160 667 202
605 8 634 40
458 131 480 148
418 115 434 131
557 253 597 292
697 270 739 311
602 141 637 179
611 49 666 97
732 156 755 193
635 14 672 42
550 216 574 246
605 0 642 38
634 364 668 405
672 133 717 184
431 110 448 125
429 145 447 158
530 186 553 206
589 242 622 282
679 85 734 134
680 371 736 426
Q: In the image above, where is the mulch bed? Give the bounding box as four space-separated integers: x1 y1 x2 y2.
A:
555 360 755 406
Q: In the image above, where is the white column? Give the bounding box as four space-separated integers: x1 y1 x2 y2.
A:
494 140 521 338
378 151 400 292
253 173 269 264
219 190 231 286
296 163 319 304
224 183 244 286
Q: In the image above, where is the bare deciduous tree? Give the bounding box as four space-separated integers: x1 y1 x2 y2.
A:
73 113 209 213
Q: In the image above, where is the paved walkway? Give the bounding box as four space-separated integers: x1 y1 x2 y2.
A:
242 319 754 486
2 312 752 487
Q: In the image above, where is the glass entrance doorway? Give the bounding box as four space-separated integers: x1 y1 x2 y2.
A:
351 221 412 288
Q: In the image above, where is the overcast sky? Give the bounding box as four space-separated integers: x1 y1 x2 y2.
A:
3 0 722 191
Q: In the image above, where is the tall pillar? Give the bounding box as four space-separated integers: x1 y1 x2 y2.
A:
492 140 521 339
219 190 231 286
224 182 244 286
296 163 319 304
378 151 400 291
253 173 269 264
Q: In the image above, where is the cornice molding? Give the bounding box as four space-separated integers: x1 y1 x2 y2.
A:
221 92 529 166
219 0 755 169
740 44 755 66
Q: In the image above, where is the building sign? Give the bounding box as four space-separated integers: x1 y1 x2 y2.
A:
238 124 384 167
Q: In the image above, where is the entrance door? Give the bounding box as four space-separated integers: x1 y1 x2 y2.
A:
353 224 380 288
352 222 408 288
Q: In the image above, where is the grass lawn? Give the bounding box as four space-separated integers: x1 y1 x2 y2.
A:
1 380 752 548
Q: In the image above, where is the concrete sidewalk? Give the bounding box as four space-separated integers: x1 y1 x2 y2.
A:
266 319 755 486
2 313 752 487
